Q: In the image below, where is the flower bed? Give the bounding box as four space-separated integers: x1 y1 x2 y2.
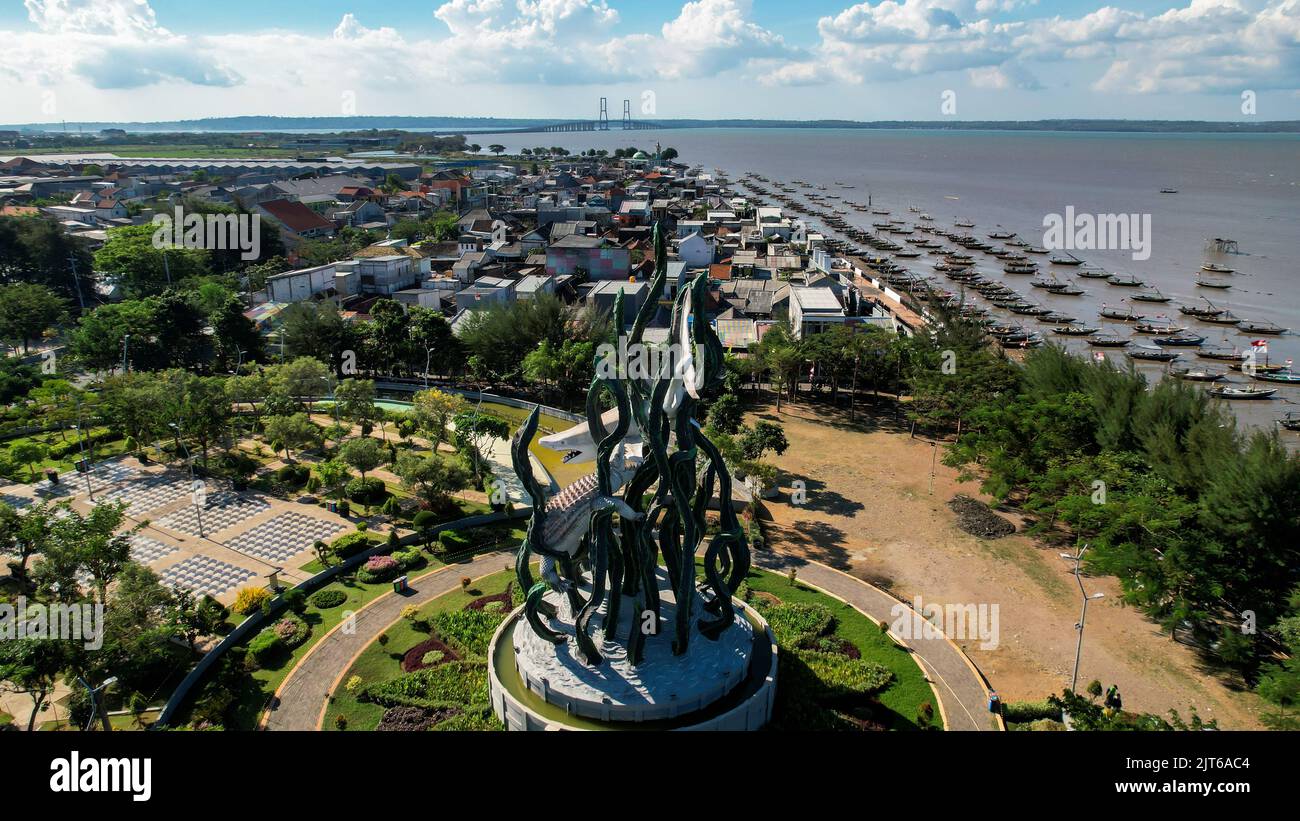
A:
400 637 460 673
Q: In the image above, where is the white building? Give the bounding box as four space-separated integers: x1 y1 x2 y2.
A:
789 286 848 339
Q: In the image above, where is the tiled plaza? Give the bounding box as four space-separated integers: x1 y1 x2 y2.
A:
0 456 355 604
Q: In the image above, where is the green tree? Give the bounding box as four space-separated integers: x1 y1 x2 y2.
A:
394 453 472 508
0 283 66 353
9 441 48 482
340 436 383 480
264 413 318 461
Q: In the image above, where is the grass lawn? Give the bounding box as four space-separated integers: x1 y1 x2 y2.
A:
322 570 514 731
0 428 129 483
742 567 939 730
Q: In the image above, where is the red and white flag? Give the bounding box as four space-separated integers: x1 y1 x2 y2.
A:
1250 339 1268 348
1092 351 1106 363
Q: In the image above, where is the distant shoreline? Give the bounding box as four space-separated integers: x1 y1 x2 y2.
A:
4 116 1299 135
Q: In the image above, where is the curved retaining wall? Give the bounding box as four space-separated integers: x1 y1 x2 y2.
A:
487 600 779 732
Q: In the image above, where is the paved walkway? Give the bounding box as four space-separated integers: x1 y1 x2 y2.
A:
264 549 1000 731
755 553 1001 731
263 550 511 730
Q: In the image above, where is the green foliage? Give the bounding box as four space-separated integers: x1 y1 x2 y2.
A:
944 344 1300 680
246 630 285 669
355 661 490 710
427 608 508 656
309 589 347 609
755 601 836 648
1002 700 1063 723
329 532 375 561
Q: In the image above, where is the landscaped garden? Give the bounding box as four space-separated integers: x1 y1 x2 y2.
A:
319 563 939 732
175 520 525 730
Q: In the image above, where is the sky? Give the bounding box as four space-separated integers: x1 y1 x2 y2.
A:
1 0 1298 125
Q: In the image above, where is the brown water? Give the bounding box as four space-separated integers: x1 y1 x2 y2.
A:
480 128 1300 434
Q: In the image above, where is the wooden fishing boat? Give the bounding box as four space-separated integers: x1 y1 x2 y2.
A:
1278 413 1300 432
1198 311 1243 326
1004 262 1038 274
1130 348 1181 362
1131 289 1171 303
1076 266 1112 279
1052 285 1086 296
1195 278 1232 289
1201 263 1234 274
1053 325 1100 336
1229 361 1287 374
1238 320 1286 335
1179 303 1224 318
1198 347 1245 361
1025 246 1050 255
1107 274 1144 287
1172 367 1224 381
1209 386 1277 400
1050 253 1085 266
1041 312 1077 323
1100 306 1145 321
1252 370 1300 384
1134 321 1186 335
1088 335 1130 348
1153 334 1207 347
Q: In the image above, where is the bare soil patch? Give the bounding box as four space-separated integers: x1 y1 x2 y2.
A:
750 396 1264 729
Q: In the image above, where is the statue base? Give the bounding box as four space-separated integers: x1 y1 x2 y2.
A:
488 569 778 730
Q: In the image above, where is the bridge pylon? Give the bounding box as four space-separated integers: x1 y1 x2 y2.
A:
599 97 610 131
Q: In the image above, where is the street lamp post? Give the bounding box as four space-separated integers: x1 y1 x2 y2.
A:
1061 544 1105 693
424 346 435 389
121 334 131 374
77 676 118 732
169 423 205 538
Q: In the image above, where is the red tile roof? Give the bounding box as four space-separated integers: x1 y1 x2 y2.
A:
258 199 335 233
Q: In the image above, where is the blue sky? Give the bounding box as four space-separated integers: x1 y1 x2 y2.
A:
2 0 1297 124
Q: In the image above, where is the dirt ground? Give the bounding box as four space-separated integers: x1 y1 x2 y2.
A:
750 395 1265 729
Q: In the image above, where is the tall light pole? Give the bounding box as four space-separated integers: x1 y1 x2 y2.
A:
121 334 131 373
169 423 205 538
77 676 117 732
1061 544 1105 693
424 346 435 389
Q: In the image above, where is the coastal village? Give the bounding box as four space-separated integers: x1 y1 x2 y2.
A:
0 147 912 351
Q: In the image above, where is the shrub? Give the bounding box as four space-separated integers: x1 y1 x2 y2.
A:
436 529 471 557
345 675 363 694
335 715 347 730
345 476 387 506
246 630 284 668
336 499 351 517
429 608 507 657
310 589 347 609
355 661 490 709
1002 700 1062 724
276 463 310 487
280 587 307 613
271 614 311 649
421 650 445 666
393 548 424 570
380 497 401 516
233 586 272 616
357 555 400 584
305 475 322 493
330 532 374 561
431 707 502 731
413 510 439 545
757 601 836 648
